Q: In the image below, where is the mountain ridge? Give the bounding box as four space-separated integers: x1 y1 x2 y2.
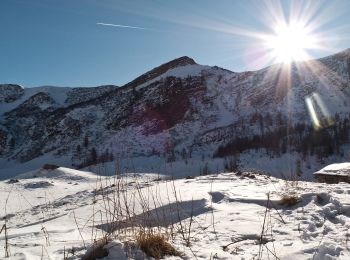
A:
3 48 350 90
2 49 350 179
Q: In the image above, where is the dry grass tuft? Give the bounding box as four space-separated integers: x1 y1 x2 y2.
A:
136 230 181 259
279 194 301 207
81 238 109 260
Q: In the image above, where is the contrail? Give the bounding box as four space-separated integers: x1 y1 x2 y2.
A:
97 22 147 30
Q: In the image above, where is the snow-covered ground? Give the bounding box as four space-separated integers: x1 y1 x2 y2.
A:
1 148 341 182
0 167 350 259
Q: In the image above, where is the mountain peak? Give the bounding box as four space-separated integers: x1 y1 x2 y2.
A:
166 56 196 67
123 56 196 89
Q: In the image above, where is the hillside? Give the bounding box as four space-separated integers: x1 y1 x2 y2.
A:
2 50 350 179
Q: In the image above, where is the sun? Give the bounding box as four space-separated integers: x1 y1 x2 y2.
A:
264 22 318 63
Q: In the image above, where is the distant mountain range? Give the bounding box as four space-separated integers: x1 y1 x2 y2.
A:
2 50 350 179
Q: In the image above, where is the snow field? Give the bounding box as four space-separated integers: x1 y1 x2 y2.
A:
0 167 350 259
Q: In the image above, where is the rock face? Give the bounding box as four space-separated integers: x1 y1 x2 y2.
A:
0 84 24 103
2 51 350 177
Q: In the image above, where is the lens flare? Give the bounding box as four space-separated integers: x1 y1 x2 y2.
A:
305 92 333 130
305 95 321 130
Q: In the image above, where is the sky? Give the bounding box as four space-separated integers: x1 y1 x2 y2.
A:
2 0 350 88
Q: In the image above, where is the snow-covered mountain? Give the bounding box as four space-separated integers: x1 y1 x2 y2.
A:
2 50 350 179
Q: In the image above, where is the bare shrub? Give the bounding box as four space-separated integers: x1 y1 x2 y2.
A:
277 171 302 207
279 193 301 207
135 229 181 259
0 223 10 257
74 160 214 259
82 237 109 260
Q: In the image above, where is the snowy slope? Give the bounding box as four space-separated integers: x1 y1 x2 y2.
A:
2 50 350 179
0 167 350 259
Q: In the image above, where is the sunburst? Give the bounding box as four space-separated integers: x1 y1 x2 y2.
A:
263 21 319 63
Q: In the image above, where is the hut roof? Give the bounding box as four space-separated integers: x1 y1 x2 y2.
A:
314 162 350 177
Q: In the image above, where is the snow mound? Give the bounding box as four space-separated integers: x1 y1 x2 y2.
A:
16 166 98 181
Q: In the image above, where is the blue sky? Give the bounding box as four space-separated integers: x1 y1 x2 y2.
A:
2 0 350 88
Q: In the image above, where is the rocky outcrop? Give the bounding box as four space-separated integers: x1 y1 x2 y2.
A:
0 84 24 103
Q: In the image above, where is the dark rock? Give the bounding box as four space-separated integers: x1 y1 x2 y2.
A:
42 164 59 170
6 179 19 184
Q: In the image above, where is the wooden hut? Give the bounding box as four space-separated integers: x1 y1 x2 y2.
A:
314 163 350 184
